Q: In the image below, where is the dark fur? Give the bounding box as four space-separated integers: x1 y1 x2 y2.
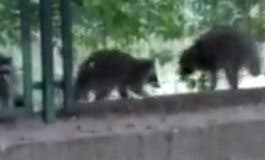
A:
74 49 154 101
179 26 261 90
0 54 15 108
148 72 159 87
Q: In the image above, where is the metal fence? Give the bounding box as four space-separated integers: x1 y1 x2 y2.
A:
0 0 73 123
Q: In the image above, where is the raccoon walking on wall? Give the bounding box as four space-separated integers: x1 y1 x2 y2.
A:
179 26 261 90
74 49 155 101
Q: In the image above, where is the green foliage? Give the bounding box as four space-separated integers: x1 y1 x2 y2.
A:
0 0 20 46
1 0 264 47
0 0 265 91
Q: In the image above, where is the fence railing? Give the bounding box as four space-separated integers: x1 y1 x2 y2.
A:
0 0 73 123
0 0 263 123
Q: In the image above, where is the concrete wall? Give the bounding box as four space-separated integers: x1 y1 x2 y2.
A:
1 88 265 160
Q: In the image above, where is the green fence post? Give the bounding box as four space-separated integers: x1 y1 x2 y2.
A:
39 0 55 123
60 0 74 112
19 0 33 111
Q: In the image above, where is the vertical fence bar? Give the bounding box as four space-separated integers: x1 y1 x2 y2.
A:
39 0 55 122
60 0 74 111
19 0 33 111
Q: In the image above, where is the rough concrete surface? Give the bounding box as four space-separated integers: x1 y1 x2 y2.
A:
0 106 265 160
1 90 265 160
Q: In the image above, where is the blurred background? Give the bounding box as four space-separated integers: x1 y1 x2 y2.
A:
1 0 265 111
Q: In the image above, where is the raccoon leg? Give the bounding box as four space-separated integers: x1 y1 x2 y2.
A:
73 85 89 102
224 64 239 90
118 85 129 98
128 83 148 97
94 87 112 101
209 70 217 90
